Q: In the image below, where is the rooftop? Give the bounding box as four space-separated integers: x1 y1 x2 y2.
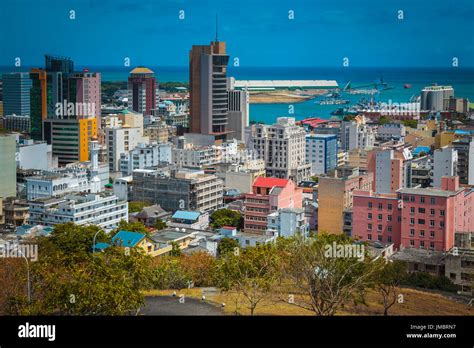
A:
253 177 289 189
130 66 154 74
172 210 201 221
111 230 146 248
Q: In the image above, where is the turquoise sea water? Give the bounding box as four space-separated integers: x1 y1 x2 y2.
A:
2 66 473 124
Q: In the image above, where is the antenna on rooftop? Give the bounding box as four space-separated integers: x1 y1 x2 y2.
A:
215 14 219 42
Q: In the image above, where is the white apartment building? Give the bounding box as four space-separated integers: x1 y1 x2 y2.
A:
249 117 310 183
28 192 128 231
106 126 149 172
119 142 173 176
267 208 309 238
377 123 406 141
341 120 376 151
432 146 458 188
173 146 218 168
16 139 56 171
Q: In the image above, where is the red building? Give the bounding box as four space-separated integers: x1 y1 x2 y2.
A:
353 176 474 252
128 67 157 116
244 177 302 235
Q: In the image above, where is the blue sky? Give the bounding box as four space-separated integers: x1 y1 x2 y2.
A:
0 0 473 67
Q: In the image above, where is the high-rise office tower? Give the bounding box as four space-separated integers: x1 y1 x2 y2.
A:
29 68 47 139
189 40 229 139
68 71 101 127
45 54 74 117
128 67 157 116
227 88 249 141
2 72 32 116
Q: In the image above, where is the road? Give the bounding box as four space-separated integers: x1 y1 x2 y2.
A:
141 296 225 316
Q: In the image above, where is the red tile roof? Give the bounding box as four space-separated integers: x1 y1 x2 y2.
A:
253 177 289 189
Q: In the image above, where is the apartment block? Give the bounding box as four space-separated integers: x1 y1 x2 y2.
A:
305 133 338 175
318 166 373 235
244 177 302 234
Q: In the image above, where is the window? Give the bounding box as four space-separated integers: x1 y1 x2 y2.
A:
388 226 392 232
420 197 425 203
430 231 435 238
420 230 425 237
420 241 425 248
410 229 415 236
430 197 436 204
377 225 383 232
410 207 415 214
410 240 415 246
388 204 393 210
387 236 392 243
368 223 372 230
418 208 425 214
368 234 372 240
378 235 383 242
418 219 425 225
368 213 372 220
430 209 435 216
410 218 415 225
378 203 383 210
368 202 372 209
440 221 445 227
440 210 445 216
387 215 392 222
410 196 415 202
378 214 382 221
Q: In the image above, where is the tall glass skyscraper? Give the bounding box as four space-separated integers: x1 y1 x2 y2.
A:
2 72 32 116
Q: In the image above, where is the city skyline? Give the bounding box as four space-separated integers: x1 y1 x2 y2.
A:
0 0 473 68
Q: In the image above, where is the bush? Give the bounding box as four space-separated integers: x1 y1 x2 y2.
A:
400 272 458 293
150 257 191 289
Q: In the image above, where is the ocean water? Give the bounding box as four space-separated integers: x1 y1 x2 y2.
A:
2 66 473 124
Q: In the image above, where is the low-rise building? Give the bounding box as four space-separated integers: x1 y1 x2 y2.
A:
168 210 209 230
28 192 128 231
267 207 309 237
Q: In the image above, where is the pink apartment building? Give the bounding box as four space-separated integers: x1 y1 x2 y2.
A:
244 177 302 234
353 176 474 251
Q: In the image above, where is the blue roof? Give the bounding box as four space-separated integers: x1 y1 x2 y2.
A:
111 230 146 248
172 210 201 221
454 130 472 135
93 242 110 251
412 146 431 155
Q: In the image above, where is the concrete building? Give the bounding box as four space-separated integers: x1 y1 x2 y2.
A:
267 207 309 238
173 145 218 169
420 85 454 111
168 210 209 230
353 176 474 252
318 166 373 235
377 123 406 141
243 177 302 234
3 199 29 227
432 146 458 188
119 142 173 176
2 114 31 133
68 71 101 130
189 40 229 140
128 67 157 116
367 148 413 194
452 136 474 185
305 133 338 175
28 68 47 140
249 117 310 183
1 72 32 117
43 117 98 165
106 126 148 172
28 192 128 231
0 134 17 199
131 168 223 213
227 88 249 141
341 117 375 151
16 139 55 170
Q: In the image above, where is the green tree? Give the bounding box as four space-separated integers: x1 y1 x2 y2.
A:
7 223 152 315
116 220 148 235
279 233 382 316
210 209 243 229
217 238 240 257
154 219 167 231
169 242 182 257
216 244 280 315
403 120 418 128
378 116 390 125
128 201 148 213
373 260 407 315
